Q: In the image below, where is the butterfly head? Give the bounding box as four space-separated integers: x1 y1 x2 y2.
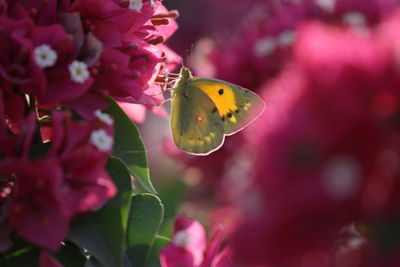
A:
172 67 193 91
179 67 193 81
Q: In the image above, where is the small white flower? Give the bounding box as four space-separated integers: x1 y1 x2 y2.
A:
277 30 296 47
347 237 366 249
254 37 276 57
34 44 58 69
150 0 156 7
129 0 143 12
342 12 367 28
90 129 113 152
94 110 114 126
69 61 90 84
321 156 361 200
314 0 336 13
173 231 192 248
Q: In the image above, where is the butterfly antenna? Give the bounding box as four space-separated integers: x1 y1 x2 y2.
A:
190 43 194 69
185 44 194 70
179 55 184 69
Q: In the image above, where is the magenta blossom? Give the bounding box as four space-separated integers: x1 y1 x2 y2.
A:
1 84 26 133
68 0 158 49
71 0 179 107
47 111 116 216
0 17 45 94
93 39 161 101
6 0 71 26
0 16 96 119
31 24 93 105
3 160 68 251
0 109 116 250
196 0 395 90
160 214 230 267
233 10 400 266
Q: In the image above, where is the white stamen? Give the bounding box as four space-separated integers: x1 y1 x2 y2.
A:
90 129 113 151
150 0 156 7
129 0 143 12
34 44 58 69
94 110 114 126
69 61 90 84
173 231 192 248
321 156 361 200
254 37 276 57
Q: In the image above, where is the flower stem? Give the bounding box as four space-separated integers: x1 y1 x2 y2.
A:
28 94 43 144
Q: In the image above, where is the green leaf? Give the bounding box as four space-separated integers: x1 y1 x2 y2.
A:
105 98 156 194
373 219 400 254
157 180 187 237
0 235 40 267
68 157 132 267
125 194 164 267
54 242 86 267
146 235 170 267
84 258 103 267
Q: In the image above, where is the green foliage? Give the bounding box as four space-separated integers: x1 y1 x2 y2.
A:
2 100 171 267
0 235 40 267
147 235 170 266
125 194 165 267
68 157 133 267
54 242 86 267
105 98 157 193
66 160 167 267
156 179 187 238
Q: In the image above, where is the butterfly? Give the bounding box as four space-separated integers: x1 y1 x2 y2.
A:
170 67 265 155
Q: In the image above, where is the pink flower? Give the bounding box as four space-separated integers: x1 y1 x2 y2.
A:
150 4 179 43
160 214 229 267
0 109 116 250
0 17 96 118
68 0 157 49
69 0 179 107
6 0 71 26
39 251 63 267
0 17 45 94
30 24 93 105
93 40 161 101
0 85 26 135
195 0 395 90
92 42 179 106
1 159 68 251
48 111 116 216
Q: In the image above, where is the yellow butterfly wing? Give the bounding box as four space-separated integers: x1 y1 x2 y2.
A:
170 67 265 155
188 78 265 135
170 82 225 155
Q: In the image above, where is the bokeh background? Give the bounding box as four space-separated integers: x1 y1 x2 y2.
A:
139 0 400 266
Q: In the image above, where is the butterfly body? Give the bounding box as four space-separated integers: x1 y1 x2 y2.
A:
170 67 265 155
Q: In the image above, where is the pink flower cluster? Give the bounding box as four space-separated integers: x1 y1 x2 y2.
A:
0 0 177 255
165 1 400 266
160 214 231 267
203 0 395 89
234 7 400 267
